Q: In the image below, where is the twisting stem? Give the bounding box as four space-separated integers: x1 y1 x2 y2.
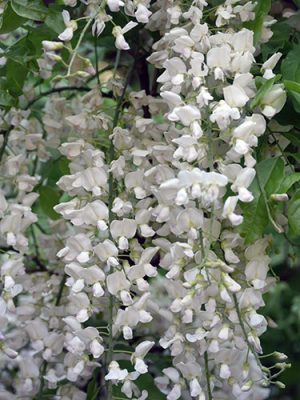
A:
36 274 66 399
94 35 101 88
113 49 121 78
204 351 213 400
233 294 264 371
269 132 293 173
0 128 11 163
67 17 94 76
26 86 90 108
255 165 283 234
56 274 67 306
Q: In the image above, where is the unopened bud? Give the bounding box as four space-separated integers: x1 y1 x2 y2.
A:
69 20 78 31
3 346 18 359
241 380 252 391
274 362 287 369
42 40 64 51
76 71 90 78
270 193 288 202
47 53 63 62
274 352 288 361
275 381 286 389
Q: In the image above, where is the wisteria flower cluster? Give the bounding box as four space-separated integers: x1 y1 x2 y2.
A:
0 0 296 399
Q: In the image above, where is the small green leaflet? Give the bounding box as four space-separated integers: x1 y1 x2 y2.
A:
86 370 100 400
11 0 48 21
288 189 300 236
250 76 277 110
6 58 28 97
281 44 300 112
245 0 272 45
283 132 300 147
284 80 300 94
38 186 61 220
0 3 26 34
240 158 284 244
279 173 300 193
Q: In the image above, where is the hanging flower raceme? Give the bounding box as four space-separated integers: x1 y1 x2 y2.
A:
0 0 292 399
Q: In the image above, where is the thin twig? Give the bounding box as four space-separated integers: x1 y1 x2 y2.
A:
204 351 213 400
269 132 293 173
67 17 94 76
255 165 283 234
233 294 264 371
0 128 11 163
26 86 90 108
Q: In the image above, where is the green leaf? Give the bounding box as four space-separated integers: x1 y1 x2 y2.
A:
45 7 65 35
282 44 300 112
288 189 300 235
11 0 48 21
285 10 300 31
279 173 300 193
261 21 291 59
38 186 61 220
240 158 285 244
282 45 300 82
27 25 58 58
286 152 300 164
283 132 300 147
284 80 300 112
136 373 165 400
6 58 28 97
0 91 17 107
250 76 276 110
245 0 272 45
284 80 300 93
86 371 100 400
0 3 26 34
38 156 70 189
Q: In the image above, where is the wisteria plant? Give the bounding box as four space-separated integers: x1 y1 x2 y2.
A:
0 0 300 399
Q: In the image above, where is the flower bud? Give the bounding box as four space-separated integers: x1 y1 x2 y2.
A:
274 352 288 361
241 381 252 391
42 41 64 51
270 193 288 202
47 54 63 62
275 381 286 389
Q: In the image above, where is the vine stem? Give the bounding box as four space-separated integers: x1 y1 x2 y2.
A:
36 273 66 399
232 293 264 372
67 17 94 76
269 132 293 173
106 59 136 400
0 128 11 163
255 164 283 234
204 351 213 400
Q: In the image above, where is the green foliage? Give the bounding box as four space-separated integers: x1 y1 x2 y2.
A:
6 58 28 96
0 3 26 34
11 0 48 21
86 370 100 400
240 158 284 244
245 0 272 44
288 189 300 235
279 173 300 193
281 44 300 112
283 131 300 147
250 76 277 110
261 21 291 59
38 186 61 220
